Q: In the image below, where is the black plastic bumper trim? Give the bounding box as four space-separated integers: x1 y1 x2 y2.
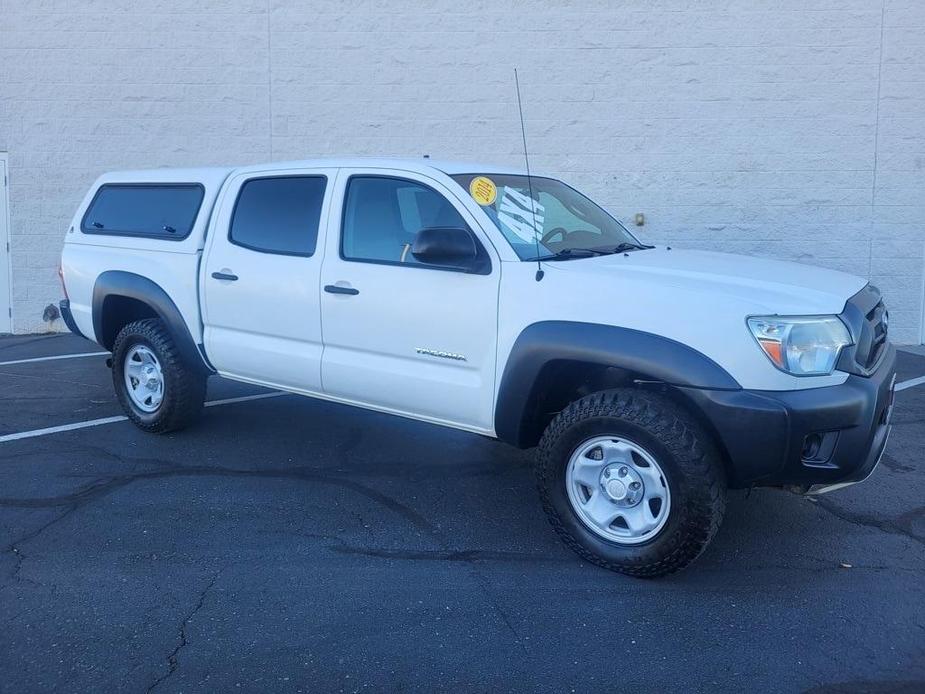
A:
58 299 85 339
682 344 897 489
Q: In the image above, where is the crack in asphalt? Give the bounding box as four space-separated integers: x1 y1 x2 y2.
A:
878 453 916 474
812 498 925 546
0 461 441 612
145 568 223 694
0 464 440 538
2 505 77 588
328 544 565 564
0 453 532 655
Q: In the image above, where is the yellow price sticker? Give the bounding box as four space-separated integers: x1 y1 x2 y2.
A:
469 176 497 206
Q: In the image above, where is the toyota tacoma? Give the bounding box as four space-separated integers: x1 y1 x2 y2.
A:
59 158 897 576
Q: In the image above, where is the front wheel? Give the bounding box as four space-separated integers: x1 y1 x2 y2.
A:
536 389 726 577
112 318 207 433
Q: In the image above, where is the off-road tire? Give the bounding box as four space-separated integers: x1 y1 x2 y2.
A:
536 388 726 578
111 318 206 433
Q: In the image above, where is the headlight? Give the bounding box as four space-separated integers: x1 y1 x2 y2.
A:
747 315 852 376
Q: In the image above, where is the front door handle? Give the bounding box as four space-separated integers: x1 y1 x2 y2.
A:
324 284 359 295
211 271 239 281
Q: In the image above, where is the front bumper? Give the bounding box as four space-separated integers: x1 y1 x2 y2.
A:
682 344 897 489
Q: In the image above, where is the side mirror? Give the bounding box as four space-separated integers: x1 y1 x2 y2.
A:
411 226 483 272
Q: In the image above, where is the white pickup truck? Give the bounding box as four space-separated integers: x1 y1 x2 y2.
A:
59 158 897 577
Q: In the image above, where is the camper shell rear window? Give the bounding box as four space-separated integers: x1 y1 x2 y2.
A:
81 183 205 240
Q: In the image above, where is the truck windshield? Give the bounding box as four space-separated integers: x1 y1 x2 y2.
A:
451 174 643 260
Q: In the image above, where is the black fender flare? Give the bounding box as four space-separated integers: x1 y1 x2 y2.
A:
92 271 212 373
494 321 741 448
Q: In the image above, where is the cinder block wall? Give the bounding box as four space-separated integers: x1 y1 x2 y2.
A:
1 0 923 342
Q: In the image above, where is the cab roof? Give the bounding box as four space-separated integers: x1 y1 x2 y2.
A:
234 157 529 177
94 157 530 185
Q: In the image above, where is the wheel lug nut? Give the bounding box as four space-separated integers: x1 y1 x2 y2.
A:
603 469 610 478
630 482 640 490
619 467 628 477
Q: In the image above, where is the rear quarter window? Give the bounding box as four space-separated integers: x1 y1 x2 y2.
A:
81 184 205 239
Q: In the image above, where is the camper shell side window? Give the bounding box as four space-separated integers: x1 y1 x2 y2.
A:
81 183 205 240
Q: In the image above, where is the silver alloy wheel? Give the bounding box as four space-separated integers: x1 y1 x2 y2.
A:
123 344 165 413
565 436 671 545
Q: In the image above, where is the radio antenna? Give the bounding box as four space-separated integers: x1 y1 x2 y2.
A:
514 68 544 282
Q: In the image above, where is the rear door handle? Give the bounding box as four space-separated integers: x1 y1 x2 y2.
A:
211 271 238 281
324 284 359 295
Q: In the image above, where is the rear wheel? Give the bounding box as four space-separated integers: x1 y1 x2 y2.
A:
536 389 726 577
112 318 206 433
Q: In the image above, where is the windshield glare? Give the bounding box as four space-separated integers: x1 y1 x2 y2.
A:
451 174 640 260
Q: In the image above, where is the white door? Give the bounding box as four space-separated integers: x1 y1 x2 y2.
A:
0 156 11 334
201 168 336 392
319 169 501 433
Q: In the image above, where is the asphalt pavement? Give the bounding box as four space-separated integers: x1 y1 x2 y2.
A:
0 333 923 692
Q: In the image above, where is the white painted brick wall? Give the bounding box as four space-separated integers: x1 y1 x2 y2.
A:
1 0 923 342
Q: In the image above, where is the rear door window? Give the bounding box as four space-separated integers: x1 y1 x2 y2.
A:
81 184 204 239
229 176 327 256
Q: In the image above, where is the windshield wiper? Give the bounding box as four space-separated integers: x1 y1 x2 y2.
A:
537 248 606 261
536 244 652 261
606 242 655 254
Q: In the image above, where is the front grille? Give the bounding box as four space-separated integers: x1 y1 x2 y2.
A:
839 284 888 375
859 300 889 370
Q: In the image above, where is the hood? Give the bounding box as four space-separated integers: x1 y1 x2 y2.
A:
544 247 866 316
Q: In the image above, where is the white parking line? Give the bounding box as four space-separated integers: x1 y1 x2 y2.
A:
0 415 129 443
0 391 287 444
896 375 925 392
0 351 109 367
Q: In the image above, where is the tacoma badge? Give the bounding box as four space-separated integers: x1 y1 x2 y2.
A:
415 347 467 361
